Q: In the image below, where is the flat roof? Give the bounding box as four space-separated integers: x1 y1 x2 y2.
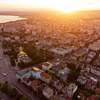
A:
43 87 53 94
16 69 29 76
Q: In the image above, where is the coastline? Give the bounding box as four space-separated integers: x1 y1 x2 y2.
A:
0 15 27 24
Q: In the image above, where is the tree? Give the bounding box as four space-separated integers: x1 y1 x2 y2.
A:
45 70 48 73
67 63 76 70
15 94 23 100
10 57 16 66
76 66 81 72
6 88 16 98
81 90 91 97
17 61 24 68
5 81 8 84
13 88 18 94
75 81 84 90
20 97 28 100
33 90 37 95
0 82 2 88
67 70 79 82
27 86 33 91
1 83 9 93
39 66 42 69
18 78 21 82
73 88 80 99
57 91 63 95
87 89 95 95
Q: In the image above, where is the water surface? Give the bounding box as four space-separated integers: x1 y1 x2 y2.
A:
0 15 26 23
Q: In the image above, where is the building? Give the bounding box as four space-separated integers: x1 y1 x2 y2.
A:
88 51 96 58
91 67 100 76
30 80 40 89
67 83 78 99
43 87 53 99
58 67 70 80
42 62 53 71
23 77 31 85
78 93 85 100
85 65 93 72
32 67 43 79
62 86 68 93
4 37 10 41
50 95 58 100
49 64 64 75
84 78 97 89
52 78 64 90
16 69 31 85
50 47 73 56
15 36 20 40
59 95 70 100
33 83 47 95
32 31 36 36
95 88 100 94
77 75 88 85
17 47 31 63
16 67 43 85
71 55 77 60
40 72 52 84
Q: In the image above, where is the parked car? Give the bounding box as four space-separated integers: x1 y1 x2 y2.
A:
3 73 6 76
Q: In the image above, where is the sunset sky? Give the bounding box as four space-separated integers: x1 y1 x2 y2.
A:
0 0 100 12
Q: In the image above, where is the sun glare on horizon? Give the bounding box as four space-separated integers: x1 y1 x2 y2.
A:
0 0 100 11
48 0 80 13
51 1 80 13
55 6 78 13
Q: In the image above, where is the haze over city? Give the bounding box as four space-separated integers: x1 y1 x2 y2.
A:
0 0 100 12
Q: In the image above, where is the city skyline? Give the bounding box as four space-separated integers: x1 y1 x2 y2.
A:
0 0 100 12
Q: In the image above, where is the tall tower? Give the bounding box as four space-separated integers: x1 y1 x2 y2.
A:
19 47 23 52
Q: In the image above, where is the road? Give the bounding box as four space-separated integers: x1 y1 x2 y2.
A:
0 42 15 83
0 91 12 100
0 42 40 100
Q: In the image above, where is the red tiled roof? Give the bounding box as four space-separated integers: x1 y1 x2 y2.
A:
41 72 52 79
85 97 91 100
84 80 91 89
95 88 100 94
91 95 99 100
62 95 70 100
23 77 31 83
30 80 38 87
52 78 59 82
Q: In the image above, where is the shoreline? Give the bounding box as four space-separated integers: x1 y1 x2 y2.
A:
0 15 27 24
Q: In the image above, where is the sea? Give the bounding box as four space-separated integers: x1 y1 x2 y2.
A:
0 15 26 23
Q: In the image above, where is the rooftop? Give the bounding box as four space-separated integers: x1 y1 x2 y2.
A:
95 88 100 94
30 80 38 87
50 95 58 100
62 86 68 93
16 69 29 76
78 93 85 100
40 72 52 79
84 80 91 89
52 78 59 82
68 83 77 92
32 67 42 72
59 95 70 100
43 87 53 94
43 62 51 66
23 77 31 83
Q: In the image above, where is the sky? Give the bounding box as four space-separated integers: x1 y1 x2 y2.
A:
0 0 100 12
